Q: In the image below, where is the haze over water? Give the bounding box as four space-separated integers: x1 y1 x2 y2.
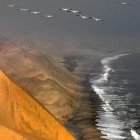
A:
0 0 140 54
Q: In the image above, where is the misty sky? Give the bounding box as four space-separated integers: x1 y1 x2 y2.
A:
0 0 140 54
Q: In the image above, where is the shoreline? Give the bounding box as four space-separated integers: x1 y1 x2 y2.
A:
63 52 131 139
85 53 136 140
62 56 106 139
66 79 106 140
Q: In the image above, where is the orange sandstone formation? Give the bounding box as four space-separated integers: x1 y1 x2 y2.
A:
0 70 76 140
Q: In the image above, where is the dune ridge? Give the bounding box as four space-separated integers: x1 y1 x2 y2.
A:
0 42 79 122
0 70 76 140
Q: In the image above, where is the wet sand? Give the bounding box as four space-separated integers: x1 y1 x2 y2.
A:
63 56 106 140
67 80 106 140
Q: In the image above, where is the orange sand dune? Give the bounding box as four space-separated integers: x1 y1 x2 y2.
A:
0 125 27 140
0 70 76 140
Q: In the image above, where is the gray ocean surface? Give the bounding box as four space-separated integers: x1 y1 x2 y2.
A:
90 53 140 140
0 0 140 54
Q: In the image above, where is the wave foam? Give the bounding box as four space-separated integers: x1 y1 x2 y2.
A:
90 54 129 140
101 54 128 65
131 129 140 140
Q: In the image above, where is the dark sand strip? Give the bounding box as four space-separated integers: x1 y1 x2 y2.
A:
66 80 106 140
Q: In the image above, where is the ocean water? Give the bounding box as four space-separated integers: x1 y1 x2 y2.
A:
90 53 140 140
1 0 140 53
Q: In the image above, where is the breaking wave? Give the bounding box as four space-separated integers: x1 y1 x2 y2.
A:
90 54 133 140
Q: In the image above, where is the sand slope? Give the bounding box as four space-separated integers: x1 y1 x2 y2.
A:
0 70 76 140
0 42 79 122
0 125 27 140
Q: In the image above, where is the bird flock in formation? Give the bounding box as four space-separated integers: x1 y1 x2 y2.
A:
4 1 132 22
4 4 56 18
59 8 104 21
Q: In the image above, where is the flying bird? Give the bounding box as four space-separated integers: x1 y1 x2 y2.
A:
59 8 71 12
17 8 30 12
89 17 103 21
79 15 89 19
42 15 56 18
70 9 81 14
6 4 17 8
116 2 132 5
30 11 41 15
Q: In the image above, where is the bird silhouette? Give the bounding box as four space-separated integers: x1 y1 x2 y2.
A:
5 4 17 8
16 8 30 12
59 8 71 12
70 9 81 14
42 15 56 18
89 17 103 21
116 2 132 5
79 15 89 19
30 11 41 15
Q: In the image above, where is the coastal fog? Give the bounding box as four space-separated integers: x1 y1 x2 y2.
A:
0 0 140 56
